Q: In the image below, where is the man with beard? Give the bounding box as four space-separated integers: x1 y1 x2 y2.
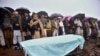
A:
21 12 31 40
11 11 22 49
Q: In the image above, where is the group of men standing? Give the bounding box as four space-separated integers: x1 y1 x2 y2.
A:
0 9 65 49
0 7 100 50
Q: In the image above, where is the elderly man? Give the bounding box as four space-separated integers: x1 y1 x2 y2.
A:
11 11 22 49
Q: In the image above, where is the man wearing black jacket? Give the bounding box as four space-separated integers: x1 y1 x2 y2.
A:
11 11 22 49
21 12 31 40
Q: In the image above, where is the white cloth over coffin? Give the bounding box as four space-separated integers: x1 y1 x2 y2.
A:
20 34 85 56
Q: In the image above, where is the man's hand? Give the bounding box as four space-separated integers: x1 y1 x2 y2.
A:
16 24 19 26
28 23 30 25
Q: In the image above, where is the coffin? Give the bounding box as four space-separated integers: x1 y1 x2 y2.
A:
20 34 85 56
